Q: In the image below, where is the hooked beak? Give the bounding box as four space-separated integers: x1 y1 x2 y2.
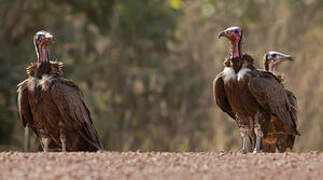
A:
44 32 53 44
45 33 53 40
277 54 294 62
287 56 294 61
45 32 53 39
218 31 225 39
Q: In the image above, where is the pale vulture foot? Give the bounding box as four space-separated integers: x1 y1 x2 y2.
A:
253 112 264 153
59 125 67 152
40 129 50 152
253 136 263 153
43 138 50 152
236 113 251 153
24 126 29 152
240 127 251 153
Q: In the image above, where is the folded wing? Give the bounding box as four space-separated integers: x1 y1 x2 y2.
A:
213 73 235 119
50 79 102 150
248 75 299 135
17 81 33 128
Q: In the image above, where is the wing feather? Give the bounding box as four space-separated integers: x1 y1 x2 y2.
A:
248 76 298 133
17 80 33 127
50 79 102 149
213 73 235 119
286 89 298 125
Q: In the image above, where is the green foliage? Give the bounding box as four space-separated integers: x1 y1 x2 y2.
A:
169 0 184 10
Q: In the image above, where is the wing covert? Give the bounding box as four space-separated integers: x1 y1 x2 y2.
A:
17 81 33 127
50 79 101 149
248 76 297 130
213 74 235 119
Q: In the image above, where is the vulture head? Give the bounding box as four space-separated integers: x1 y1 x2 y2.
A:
218 26 243 59
33 30 53 64
264 51 294 74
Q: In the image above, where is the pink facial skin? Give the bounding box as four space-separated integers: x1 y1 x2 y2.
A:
218 26 242 59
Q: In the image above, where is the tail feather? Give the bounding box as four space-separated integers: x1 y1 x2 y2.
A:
78 128 102 151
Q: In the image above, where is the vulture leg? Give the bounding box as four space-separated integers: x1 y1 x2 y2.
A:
253 113 264 153
236 113 251 153
40 129 50 152
24 126 29 152
59 122 67 152
60 131 66 152
275 146 280 153
240 127 251 153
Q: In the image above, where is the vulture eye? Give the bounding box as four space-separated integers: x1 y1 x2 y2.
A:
234 30 239 34
272 54 277 58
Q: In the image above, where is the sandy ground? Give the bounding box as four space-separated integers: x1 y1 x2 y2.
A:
0 151 322 180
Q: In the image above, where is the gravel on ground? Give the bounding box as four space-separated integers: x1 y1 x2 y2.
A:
0 152 322 180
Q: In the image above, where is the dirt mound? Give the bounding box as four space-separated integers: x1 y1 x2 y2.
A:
0 152 322 180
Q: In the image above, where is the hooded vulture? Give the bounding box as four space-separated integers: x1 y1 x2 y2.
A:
213 26 299 153
17 31 102 152
261 51 298 153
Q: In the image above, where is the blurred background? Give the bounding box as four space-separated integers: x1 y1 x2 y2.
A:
0 0 322 152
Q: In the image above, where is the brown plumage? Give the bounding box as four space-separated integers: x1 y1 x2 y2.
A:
214 27 299 153
17 31 102 152
261 51 298 152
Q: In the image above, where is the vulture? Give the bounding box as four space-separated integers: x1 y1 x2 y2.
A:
17 31 102 152
261 51 298 153
213 26 299 153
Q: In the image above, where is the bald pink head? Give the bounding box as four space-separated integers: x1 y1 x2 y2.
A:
218 26 243 59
